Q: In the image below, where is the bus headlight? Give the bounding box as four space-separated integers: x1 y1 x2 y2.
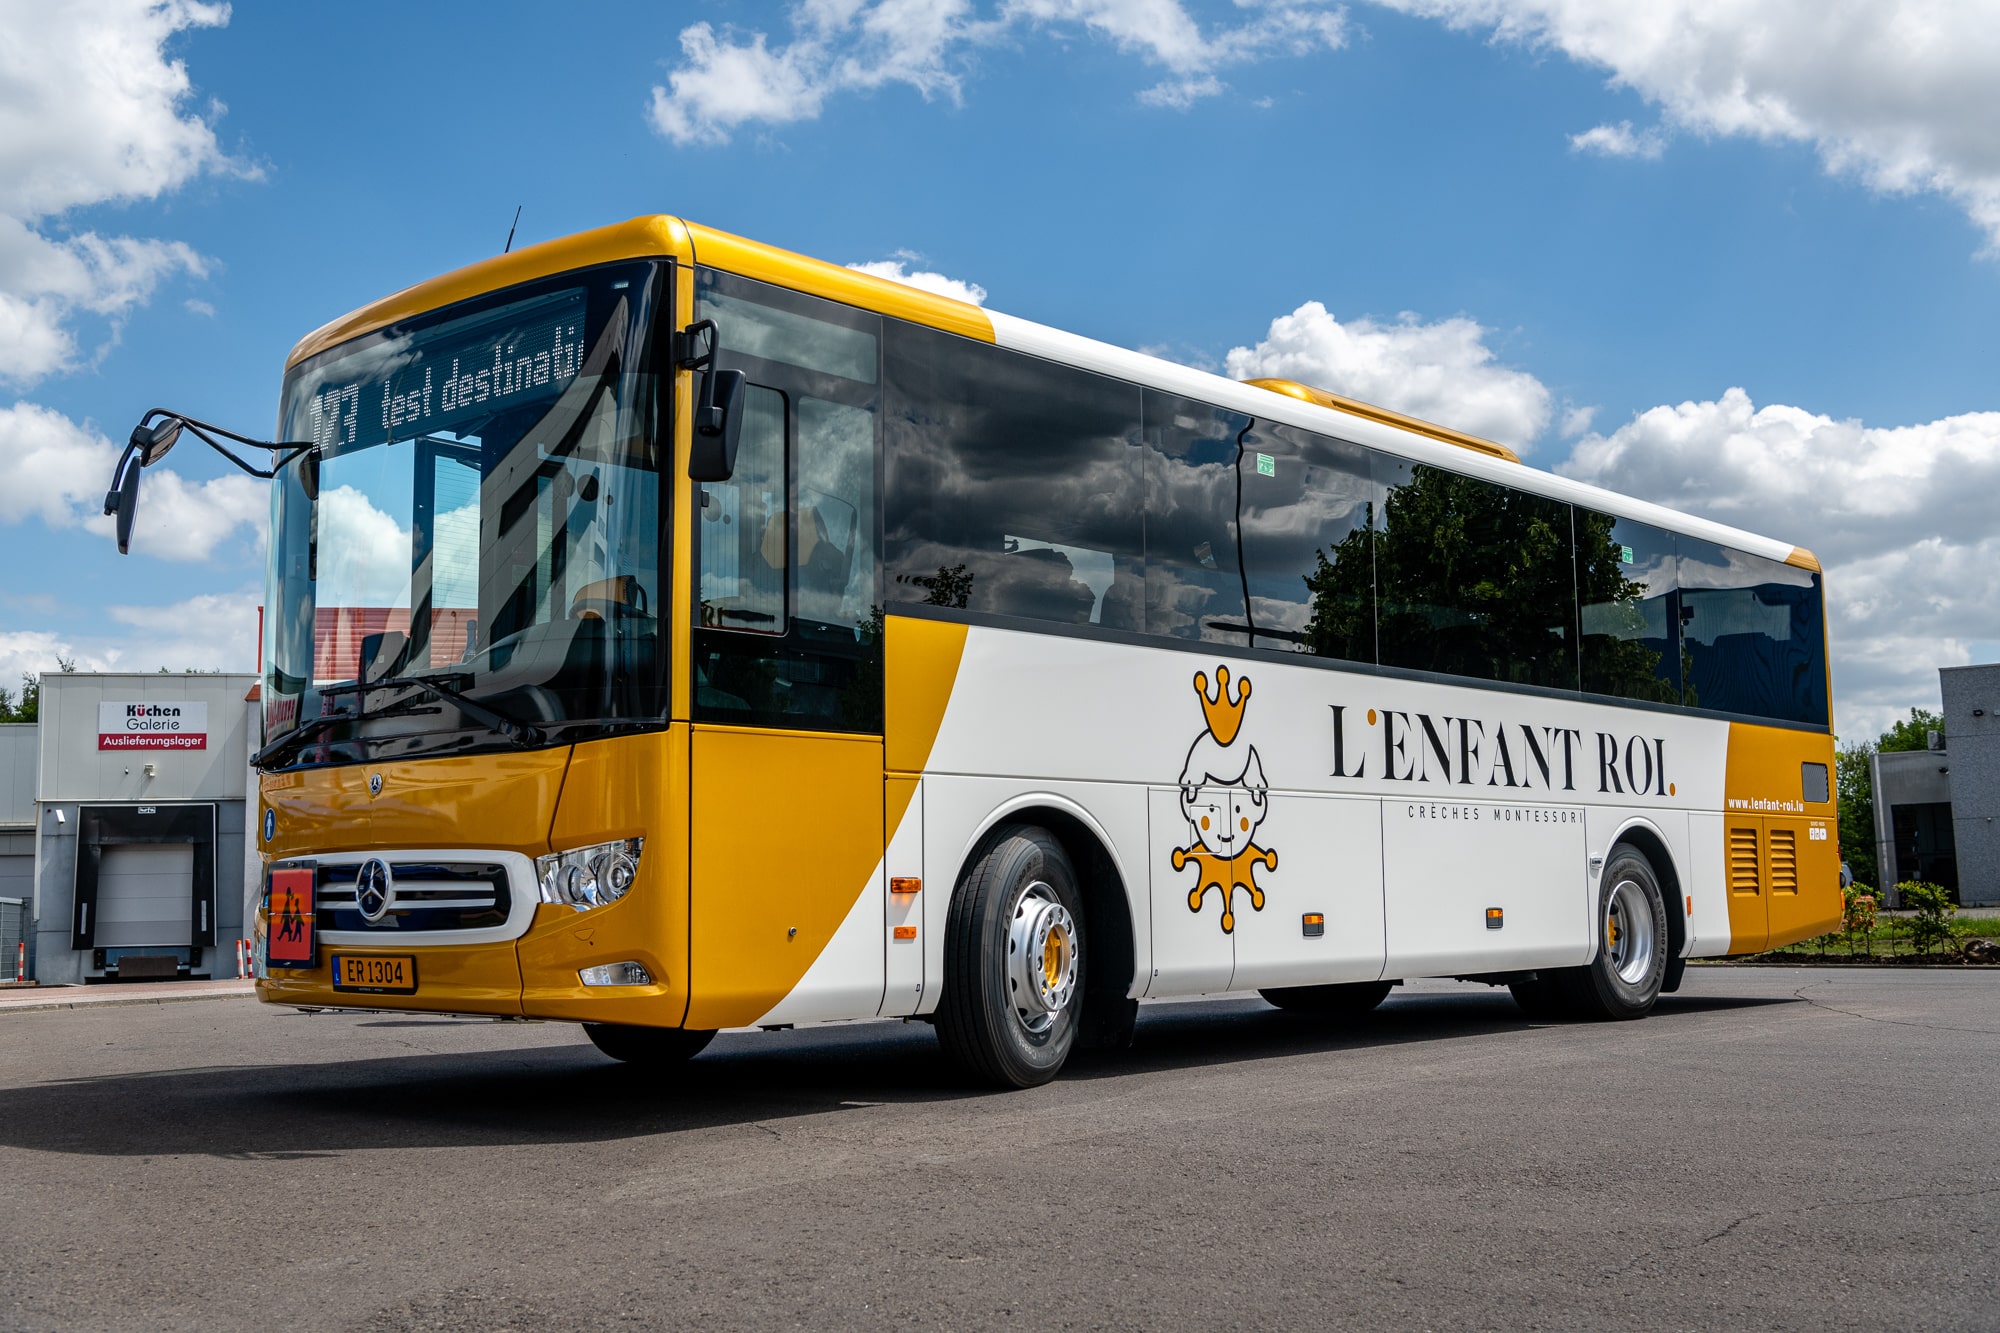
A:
536 838 644 911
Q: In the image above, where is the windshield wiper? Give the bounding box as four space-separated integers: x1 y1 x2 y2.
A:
251 699 441 770
319 672 546 748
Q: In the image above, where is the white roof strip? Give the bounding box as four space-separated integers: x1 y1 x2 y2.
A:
986 310 1800 565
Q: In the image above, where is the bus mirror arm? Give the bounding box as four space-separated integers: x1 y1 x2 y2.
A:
104 408 314 555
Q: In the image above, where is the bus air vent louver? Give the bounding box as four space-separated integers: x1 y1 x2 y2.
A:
1728 827 1761 895
1769 828 1798 894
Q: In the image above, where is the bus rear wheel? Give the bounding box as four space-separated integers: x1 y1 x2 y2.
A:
583 1023 716 1065
1260 980 1394 1015
936 824 1084 1090
1536 845 1669 1021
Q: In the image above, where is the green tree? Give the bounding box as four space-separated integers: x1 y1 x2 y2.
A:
1879 706 1944 753
1836 739 1878 886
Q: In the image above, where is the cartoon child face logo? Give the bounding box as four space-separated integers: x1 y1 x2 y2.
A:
1171 666 1277 934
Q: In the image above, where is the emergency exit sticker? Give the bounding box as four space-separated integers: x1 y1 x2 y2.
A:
268 868 316 968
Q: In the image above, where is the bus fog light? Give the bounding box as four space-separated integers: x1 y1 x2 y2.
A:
580 961 652 987
536 838 645 912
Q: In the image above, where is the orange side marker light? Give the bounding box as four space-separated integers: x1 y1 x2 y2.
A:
893 925 917 941
890 877 921 894
1486 907 1504 930
1687 895 1693 916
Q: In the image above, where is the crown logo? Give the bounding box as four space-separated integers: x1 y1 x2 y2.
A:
1193 667 1251 746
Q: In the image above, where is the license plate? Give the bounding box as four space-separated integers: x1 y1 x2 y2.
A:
331 953 417 995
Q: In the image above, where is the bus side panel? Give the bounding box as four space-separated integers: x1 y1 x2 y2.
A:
685 727 884 1030
880 777 925 1017
918 775 1150 1016
1381 798 1589 977
519 731 689 1027
1723 723 1840 952
1226 793 1385 991
1145 787 1233 996
1685 813 1732 956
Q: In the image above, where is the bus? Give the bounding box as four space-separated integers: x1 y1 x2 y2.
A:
109 215 1841 1088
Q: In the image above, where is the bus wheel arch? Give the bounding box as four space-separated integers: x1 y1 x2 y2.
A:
949 798 1140 1056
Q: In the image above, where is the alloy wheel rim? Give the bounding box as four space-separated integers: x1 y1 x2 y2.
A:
1006 881 1077 1036
1605 877 1657 986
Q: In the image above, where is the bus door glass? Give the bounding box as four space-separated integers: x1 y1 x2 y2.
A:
685 270 890 1029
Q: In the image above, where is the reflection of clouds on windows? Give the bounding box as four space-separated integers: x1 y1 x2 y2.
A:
431 498 480 608
316 484 411 608
798 396 875 626
1677 548 1815 591
1006 535 1113 622
1249 594 1311 635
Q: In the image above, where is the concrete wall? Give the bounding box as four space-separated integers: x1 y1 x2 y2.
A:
0 724 36 824
1940 663 2000 906
37 673 256 805
30 673 257 984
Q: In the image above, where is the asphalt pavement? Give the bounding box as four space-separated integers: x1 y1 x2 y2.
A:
0 967 1995 1331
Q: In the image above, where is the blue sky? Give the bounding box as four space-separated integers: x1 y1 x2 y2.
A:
4 0 1998 737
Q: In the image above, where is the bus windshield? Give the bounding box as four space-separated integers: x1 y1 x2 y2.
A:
261 262 665 765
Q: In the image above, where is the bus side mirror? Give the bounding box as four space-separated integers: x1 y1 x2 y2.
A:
689 369 745 483
132 416 182 465
107 457 143 555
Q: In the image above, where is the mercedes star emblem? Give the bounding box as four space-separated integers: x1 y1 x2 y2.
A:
355 857 396 924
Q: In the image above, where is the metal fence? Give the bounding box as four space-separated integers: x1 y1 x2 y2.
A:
0 896 25 978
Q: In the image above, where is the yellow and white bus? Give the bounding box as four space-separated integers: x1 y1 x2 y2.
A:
113 215 1841 1087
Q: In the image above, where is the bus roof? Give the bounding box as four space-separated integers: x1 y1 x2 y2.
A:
285 214 1818 573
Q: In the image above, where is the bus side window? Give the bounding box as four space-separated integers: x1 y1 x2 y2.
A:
698 384 788 634
884 322 1142 631
1140 392 1248 645
1577 512 1681 704
1675 537 1826 725
1236 420 1374 660
1374 456 1580 691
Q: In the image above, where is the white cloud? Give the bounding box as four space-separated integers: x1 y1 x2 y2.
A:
184 298 215 317
104 588 260 671
0 1 243 555
847 258 988 305
0 588 258 685
1558 388 2000 737
1223 300 1553 449
648 0 1347 144
0 402 263 561
1367 0 2000 250
1569 119 1664 160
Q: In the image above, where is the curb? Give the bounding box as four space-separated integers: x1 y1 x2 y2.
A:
0 985 257 1016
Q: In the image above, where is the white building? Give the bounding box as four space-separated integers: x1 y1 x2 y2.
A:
18 673 259 984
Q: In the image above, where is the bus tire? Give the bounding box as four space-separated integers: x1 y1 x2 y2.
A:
936 824 1084 1089
583 1023 715 1065
1558 845 1669 1020
1260 980 1394 1015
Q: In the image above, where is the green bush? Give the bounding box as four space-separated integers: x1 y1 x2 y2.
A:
1842 885 1878 955
1898 881 1956 956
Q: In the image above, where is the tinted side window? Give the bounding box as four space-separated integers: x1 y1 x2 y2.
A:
1239 421 1374 660
884 322 1142 629
1577 511 1681 703
1676 538 1826 725
693 270 883 733
1140 393 1246 645
1374 457 1578 690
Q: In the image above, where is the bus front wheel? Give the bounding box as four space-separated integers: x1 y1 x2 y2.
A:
936 824 1084 1089
583 1023 716 1065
